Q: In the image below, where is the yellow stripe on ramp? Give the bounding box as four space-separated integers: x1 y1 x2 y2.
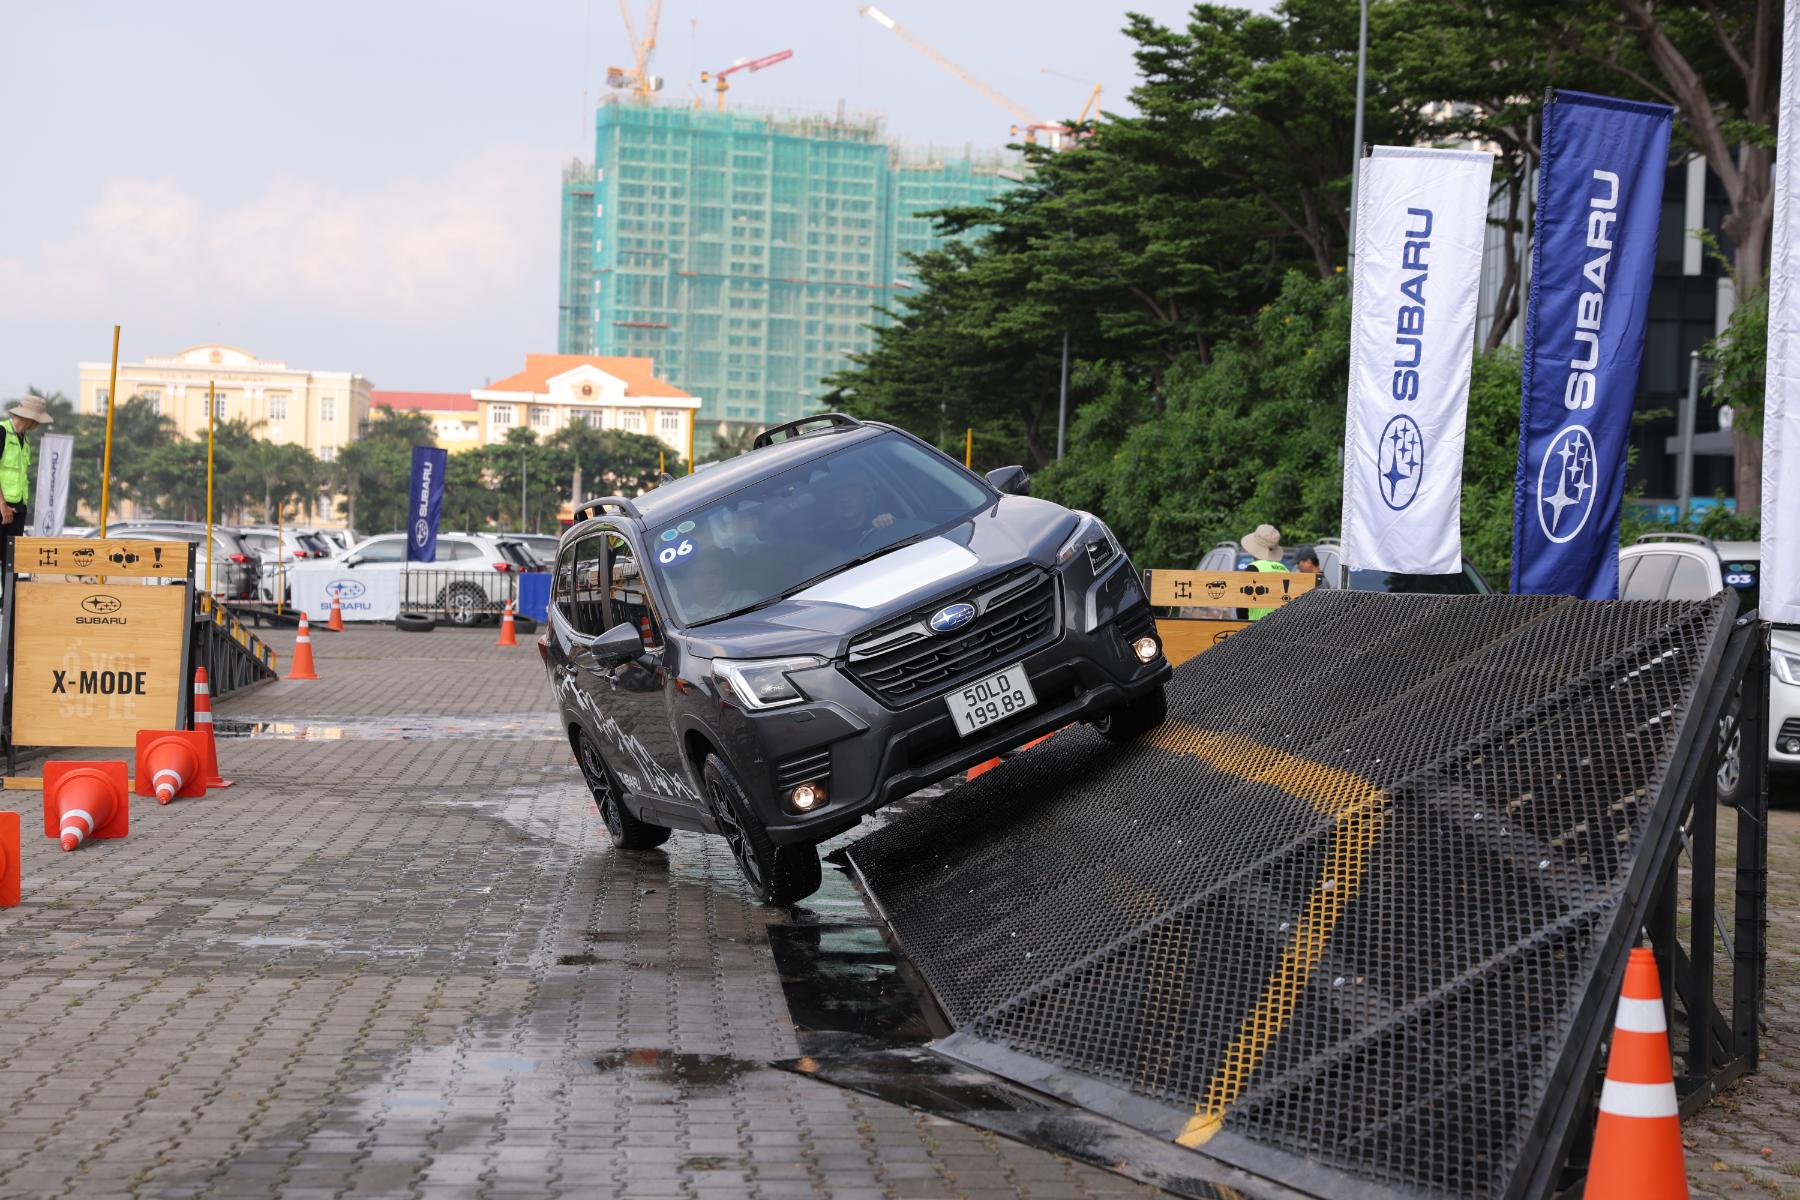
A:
1142 725 1390 1148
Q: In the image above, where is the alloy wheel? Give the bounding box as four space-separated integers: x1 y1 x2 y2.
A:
578 736 625 840
705 777 764 889
1716 711 1742 797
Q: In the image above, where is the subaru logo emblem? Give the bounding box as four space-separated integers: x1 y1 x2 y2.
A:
81 594 122 615
1377 414 1425 511
1536 424 1598 543
928 602 976 634
413 518 430 545
327 579 367 600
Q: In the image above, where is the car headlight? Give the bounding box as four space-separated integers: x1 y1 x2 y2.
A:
712 656 824 710
1774 650 1800 687
1055 511 1117 569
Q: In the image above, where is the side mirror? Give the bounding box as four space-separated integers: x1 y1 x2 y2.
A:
986 465 1030 496
592 620 646 665
344 554 363 567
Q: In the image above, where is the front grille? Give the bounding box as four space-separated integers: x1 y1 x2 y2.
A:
774 747 832 791
848 568 1059 705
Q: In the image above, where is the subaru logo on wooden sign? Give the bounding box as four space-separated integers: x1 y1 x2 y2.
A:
81 594 123 615
929 603 976 634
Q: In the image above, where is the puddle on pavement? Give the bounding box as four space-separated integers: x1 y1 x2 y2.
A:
214 712 561 740
591 1048 754 1094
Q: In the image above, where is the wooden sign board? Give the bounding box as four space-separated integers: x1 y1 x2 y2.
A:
1146 569 1317 609
1156 619 1251 667
11 581 187 747
17 537 190 581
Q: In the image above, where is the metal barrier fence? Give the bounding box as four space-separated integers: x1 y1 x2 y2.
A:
192 593 279 699
400 569 519 625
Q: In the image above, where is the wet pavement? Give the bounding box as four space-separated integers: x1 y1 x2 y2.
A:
0 626 1158 1200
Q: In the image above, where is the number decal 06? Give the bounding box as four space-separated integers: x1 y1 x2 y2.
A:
658 538 695 566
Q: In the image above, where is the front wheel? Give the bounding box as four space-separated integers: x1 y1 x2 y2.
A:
439 582 488 627
1715 687 1743 806
1095 684 1168 744
576 729 671 850
702 754 821 905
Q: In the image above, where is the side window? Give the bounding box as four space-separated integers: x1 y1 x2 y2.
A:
571 535 607 636
444 541 482 561
1619 552 1676 601
606 533 660 645
358 539 406 563
554 544 577 618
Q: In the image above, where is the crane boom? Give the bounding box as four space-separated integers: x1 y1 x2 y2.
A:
701 48 794 110
859 5 1036 126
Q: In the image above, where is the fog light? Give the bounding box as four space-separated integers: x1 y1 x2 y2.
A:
1132 636 1160 663
1783 738 1799 755
789 783 825 812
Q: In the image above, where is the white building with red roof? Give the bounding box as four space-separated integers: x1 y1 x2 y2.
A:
471 354 701 455
368 390 481 448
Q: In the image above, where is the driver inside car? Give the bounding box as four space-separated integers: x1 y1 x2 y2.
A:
825 478 896 548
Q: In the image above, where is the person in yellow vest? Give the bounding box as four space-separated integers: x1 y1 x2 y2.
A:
1239 523 1289 620
0 395 52 567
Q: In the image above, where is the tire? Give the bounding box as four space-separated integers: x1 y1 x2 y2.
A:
438 582 489 627
701 753 821 905
1096 683 1169 744
575 728 671 851
1715 687 1743 807
514 616 539 635
395 612 436 633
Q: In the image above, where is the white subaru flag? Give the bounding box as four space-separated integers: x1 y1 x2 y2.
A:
1761 0 1800 624
29 433 75 537
1341 145 1494 575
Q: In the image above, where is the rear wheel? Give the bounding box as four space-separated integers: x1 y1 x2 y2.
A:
439 582 488 627
702 753 820 905
576 729 671 850
1095 684 1168 744
1716 688 1743 806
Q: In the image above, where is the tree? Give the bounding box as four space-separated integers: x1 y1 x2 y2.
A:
331 405 435 532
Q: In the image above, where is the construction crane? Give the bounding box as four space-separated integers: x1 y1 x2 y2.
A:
858 5 1060 145
701 49 794 111
605 0 664 98
1041 67 1102 123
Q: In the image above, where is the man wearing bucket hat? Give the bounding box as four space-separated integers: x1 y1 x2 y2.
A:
1239 523 1289 621
1 395 53 567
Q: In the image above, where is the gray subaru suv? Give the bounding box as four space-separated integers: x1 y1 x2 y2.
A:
543 414 1170 903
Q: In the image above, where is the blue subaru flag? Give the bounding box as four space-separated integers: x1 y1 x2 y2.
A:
407 444 448 563
1511 90 1671 598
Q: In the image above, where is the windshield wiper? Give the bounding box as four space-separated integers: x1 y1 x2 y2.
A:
688 533 930 627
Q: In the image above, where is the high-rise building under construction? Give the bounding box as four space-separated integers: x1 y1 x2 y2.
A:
558 100 1021 431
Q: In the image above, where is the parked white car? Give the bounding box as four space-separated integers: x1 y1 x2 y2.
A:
1617 533 1790 797
288 531 536 625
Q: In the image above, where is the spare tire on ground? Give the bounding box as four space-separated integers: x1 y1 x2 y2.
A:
395 612 436 633
513 616 539 635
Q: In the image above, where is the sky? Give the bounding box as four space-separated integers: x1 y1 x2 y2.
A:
0 0 1211 400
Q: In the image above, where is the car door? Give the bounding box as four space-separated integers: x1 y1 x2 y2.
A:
598 529 693 811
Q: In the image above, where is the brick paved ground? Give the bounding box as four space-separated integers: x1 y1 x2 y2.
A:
0 622 1793 1199
0 626 1156 1200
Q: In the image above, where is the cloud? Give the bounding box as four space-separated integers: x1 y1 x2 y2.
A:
0 143 558 321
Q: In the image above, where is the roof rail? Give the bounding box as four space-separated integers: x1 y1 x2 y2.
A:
573 495 643 522
752 412 864 449
1632 532 1714 548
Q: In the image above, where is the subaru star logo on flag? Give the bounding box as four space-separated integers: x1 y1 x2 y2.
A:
1536 426 1599 543
1378 415 1425 511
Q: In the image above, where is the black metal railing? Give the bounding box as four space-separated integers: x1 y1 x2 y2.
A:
192 593 279 700
400 568 519 625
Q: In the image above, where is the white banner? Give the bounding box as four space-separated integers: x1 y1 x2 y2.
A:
1341 145 1494 575
28 433 74 537
288 567 403 622
1761 0 1800 623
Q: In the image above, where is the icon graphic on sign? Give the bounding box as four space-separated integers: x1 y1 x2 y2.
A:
1205 579 1227 598
1174 579 1193 600
1535 424 1599 543
152 547 163 565
38 547 58 567
71 547 95 565
107 548 140 566
1378 414 1425 510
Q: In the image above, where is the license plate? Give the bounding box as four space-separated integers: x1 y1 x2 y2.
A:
946 664 1038 737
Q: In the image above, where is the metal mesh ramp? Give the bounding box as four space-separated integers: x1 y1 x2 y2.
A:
847 591 1736 1199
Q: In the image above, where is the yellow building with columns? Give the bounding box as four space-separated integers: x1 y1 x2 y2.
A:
76 344 373 465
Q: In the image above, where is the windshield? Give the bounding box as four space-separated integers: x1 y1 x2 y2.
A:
656 433 991 625
496 540 538 569
1721 557 1760 614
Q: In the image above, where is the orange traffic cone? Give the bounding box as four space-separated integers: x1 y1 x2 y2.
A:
42 761 130 852
134 729 210 805
286 612 319 680
1586 947 1688 1199
1 811 19 906
192 667 234 789
326 592 345 632
496 600 519 646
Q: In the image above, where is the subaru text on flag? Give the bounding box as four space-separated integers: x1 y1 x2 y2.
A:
543 414 1170 904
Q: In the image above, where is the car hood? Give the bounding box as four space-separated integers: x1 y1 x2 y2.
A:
682 497 1079 659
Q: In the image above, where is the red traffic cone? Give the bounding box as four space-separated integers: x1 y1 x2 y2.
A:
286 612 319 680
43 761 130 852
1586 947 1689 1199
496 600 519 646
326 591 345 632
192 666 234 788
134 729 210 805
1 811 19 907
